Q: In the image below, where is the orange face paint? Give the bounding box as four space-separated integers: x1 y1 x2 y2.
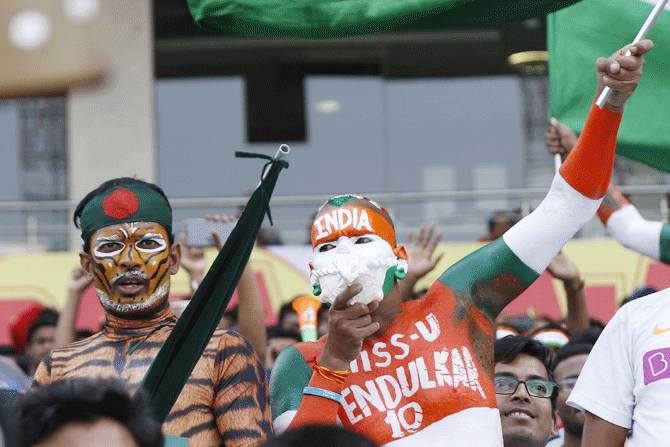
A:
311 206 396 248
90 222 172 315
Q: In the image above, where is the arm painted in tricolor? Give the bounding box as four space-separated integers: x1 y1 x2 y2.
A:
546 42 669 265
442 40 654 319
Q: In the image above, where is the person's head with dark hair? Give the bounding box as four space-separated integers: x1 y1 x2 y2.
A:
568 327 601 346
529 321 570 352
265 328 301 372
551 340 595 446
487 210 516 240
278 300 300 335
621 285 658 307
317 302 330 337
25 309 59 375
18 378 163 447
75 177 182 320
261 424 379 447
73 177 174 252
494 335 558 447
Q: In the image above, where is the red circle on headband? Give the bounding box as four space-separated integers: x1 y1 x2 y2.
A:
103 188 139 219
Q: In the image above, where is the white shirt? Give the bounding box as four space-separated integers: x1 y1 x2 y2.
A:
567 289 670 445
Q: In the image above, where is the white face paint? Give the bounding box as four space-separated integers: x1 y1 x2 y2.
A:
311 234 405 305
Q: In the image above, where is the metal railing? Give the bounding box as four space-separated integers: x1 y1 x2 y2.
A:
0 184 668 251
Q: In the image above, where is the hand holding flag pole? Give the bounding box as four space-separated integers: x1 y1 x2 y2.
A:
595 0 668 108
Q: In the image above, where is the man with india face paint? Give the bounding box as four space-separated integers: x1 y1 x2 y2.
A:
32 178 273 447
269 40 653 446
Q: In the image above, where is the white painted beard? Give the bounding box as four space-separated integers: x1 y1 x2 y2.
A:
310 254 398 305
96 281 170 316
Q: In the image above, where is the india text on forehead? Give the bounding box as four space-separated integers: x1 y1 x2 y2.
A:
314 208 373 241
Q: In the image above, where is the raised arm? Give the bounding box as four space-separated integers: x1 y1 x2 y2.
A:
546 251 589 334
54 268 93 349
270 285 377 434
441 40 653 319
397 224 443 303
547 115 666 264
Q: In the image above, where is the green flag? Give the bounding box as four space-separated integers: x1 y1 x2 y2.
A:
188 0 582 39
548 0 670 173
142 151 288 422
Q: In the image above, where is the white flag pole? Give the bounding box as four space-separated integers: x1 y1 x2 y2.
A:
596 0 669 108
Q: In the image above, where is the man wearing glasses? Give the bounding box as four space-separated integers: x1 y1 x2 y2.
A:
494 335 558 447
546 337 596 447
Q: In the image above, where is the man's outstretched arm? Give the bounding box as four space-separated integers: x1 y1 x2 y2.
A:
547 118 667 264
442 40 653 319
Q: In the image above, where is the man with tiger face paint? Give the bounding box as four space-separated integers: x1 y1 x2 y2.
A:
270 41 653 447
85 221 175 318
32 178 273 447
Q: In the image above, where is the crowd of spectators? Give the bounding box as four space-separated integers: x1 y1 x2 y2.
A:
0 39 664 447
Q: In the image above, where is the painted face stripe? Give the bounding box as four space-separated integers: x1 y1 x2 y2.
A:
145 250 170 268
149 260 171 283
92 262 114 294
311 206 396 248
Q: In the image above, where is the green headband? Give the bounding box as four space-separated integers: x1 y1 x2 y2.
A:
80 182 172 243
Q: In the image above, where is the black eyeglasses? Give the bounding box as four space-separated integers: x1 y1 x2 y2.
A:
494 375 557 398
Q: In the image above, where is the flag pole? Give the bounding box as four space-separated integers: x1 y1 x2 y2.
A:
596 0 669 108
554 153 562 173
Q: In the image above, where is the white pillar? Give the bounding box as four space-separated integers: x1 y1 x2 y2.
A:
68 0 155 250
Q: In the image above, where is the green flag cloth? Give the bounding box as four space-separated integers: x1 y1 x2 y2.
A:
548 0 670 173
142 152 288 422
188 0 582 39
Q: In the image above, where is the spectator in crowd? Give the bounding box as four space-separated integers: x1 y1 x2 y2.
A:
545 251 589 335
268 38 651 446
277 300 301 336
548 117 670 271
32 177 272 446
18 378 163 447
546 339 595 447
480 210 519 242
317 303 330 338
397 224 443 303
265 328 301 373
620 285 657 307
494 335 558 447
24 309 58 377
566 284 666 446
261 424 379 447
9 303 45 356
53 268 94 350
